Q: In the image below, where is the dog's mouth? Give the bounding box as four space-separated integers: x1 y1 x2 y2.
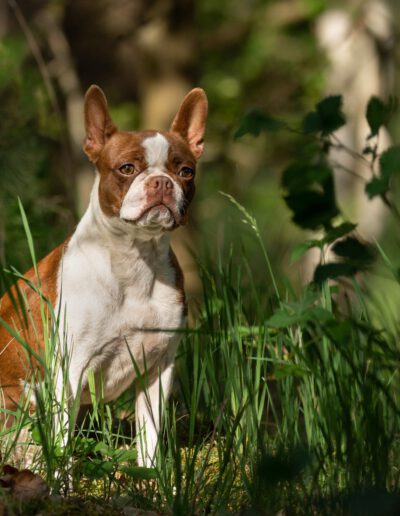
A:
123 202 182 229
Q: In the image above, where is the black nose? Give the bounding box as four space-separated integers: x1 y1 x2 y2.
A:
148 175 173 194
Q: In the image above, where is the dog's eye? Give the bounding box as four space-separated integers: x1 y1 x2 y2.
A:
178 166 194 178
119 163 135 175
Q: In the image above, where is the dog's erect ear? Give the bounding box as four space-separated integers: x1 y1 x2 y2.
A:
170 88 208 159
83 85 117 162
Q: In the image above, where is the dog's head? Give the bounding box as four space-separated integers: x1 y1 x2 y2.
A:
83 85 208 236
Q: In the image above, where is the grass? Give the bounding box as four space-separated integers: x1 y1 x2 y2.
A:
1 200 400 515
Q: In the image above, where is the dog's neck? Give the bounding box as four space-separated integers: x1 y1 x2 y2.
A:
70 174 172 289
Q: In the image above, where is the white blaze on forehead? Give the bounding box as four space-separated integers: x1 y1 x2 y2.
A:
142 133 169 169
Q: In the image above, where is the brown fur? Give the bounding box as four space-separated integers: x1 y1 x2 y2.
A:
0 242 68 414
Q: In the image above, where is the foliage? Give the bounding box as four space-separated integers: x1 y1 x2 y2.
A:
235 92 400 285
2 1 400 513
0 35 74 278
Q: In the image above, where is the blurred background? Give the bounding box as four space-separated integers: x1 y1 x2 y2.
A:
1 0 400 309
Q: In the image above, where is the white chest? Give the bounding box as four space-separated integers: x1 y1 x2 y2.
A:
56 219 184 402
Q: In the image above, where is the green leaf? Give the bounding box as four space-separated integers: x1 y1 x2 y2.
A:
284 191 339 230
366 96 386 137
323 320 353 342
314 237 375 283
282 160 339 230
302 111 320 133
267 306 332 328
120 466 158 480
82 459 114 479
380 146 400 179
307 306 334 323
267 310 302 327
323 222 357 244
332 237 375 267
365 177 389 199
93 442 113 457
234 109 286 139
366 96 398 138
281 162 332 191
303 96 346 135
313 263 356 283
73 436 97 456
113 449 137 463
364 145 400 198
30 424 42 445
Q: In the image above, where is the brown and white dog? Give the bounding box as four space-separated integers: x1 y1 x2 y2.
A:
0 85 208 466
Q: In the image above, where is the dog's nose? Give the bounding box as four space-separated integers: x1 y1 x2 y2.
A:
148 176 173 195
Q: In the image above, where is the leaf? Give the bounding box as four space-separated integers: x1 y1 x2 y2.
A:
267 306 332 328
323 222 357 244
313 263 356 283
364 145 400 198
93 442 114 457
120 466 158 480
267 310 303 327
82 459 114 479
281 162 332 191
284 191 339 230
380 146 400 179
365 176 389 199
332 237 375 267
366 96 386 137
303 96 346 135
302 111 320 134
323 320 353 342
30 424 43 445
113 449 137 463
73 436 97 456
308 306 335 322
313 237 375 283
366 96 398 138
281 160 339 230
234 109 286 139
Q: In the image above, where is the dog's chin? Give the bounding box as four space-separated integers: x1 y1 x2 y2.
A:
128 204 178 231
137 205 175 229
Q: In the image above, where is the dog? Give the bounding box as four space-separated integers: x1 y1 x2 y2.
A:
0 84 208 467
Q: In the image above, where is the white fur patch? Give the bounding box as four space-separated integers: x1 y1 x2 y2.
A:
142 133 169 169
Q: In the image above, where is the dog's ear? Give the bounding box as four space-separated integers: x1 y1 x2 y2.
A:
170 88 208 159
83 85 117 162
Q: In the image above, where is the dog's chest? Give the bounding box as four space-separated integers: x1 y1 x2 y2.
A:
57 231 184 399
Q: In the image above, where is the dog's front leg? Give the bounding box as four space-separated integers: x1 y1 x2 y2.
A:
135 353 175 467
